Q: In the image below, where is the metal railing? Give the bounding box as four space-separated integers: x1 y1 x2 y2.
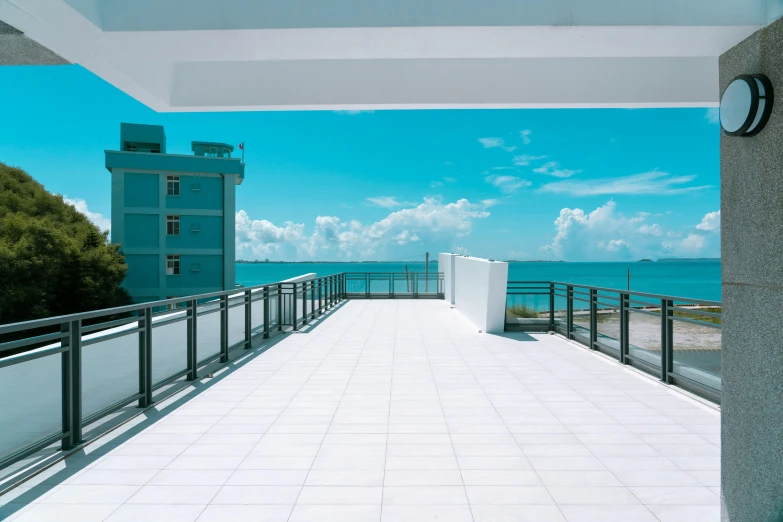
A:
0 271 444 473
344 272 444 299
506 281 722 403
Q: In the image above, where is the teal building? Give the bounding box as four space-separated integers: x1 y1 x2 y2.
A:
105 123 244 303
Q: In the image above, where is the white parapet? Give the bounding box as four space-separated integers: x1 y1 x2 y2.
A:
438 253 457 305
450 255 508 334
280 273 317 294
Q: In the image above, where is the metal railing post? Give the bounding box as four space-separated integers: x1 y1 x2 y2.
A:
302 281 308 326
365 273 370 299
413 273 418 299
549 283 555 332
566 286 574 339
661 299 673 382
220 295 229 362
244 290 252 349
292 283 299 331
187 299 198 380
278 283 283 331
318 278 323 314
589 288 598 349
138 307 153 407
263 286 270 339
620 293 629 365
61 319 82 450
311 279 316 319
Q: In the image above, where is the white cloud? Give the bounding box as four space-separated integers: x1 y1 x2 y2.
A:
696 210 720 232
533 161 581 178
236 198 490 261
430 176 457 188
520 129 532 145
539 171 711 196
64 197 111 233
481 199 501 208
365 196 412 208
542 201 720 261
512 154 547 166
484 174 532 194
478 137 517 152
235 210 305 258
705 107 720 124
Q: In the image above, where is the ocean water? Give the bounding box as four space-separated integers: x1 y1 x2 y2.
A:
236 259 721 302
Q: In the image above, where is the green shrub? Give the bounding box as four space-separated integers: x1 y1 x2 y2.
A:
506 304 540 318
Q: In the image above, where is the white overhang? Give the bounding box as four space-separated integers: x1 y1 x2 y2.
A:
1 0 777 111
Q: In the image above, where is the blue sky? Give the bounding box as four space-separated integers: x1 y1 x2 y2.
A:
0 65 721 262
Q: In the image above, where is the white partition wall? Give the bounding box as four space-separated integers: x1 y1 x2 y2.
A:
450 255 508 334
438 253 457 305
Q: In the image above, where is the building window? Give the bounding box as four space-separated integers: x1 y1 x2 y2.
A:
166 255 180 276
166 215 180 236
167 176 180 196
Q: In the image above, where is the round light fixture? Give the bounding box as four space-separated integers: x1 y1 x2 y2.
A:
720 74 774 137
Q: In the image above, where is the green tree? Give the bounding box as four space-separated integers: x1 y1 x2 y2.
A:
0 162 131 324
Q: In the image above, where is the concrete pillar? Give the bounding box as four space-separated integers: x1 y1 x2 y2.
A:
720 15 783 522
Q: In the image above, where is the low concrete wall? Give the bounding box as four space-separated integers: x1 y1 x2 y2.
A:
438 253 457 304
452 256 508 334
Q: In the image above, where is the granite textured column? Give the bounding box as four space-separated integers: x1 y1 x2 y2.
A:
720 15 783 522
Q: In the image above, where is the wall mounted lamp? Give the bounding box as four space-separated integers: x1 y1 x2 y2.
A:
720 74 774 137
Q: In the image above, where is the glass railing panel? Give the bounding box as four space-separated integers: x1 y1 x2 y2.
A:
370 275 391 295
595 291 621 354
228 295 245 347
249 290 266 336
505 291 549 330
0 354 62 463
82 331 139 418
197 302 221 362
345 277 365 295
151 315 187 385
571 290 591 342
671 305 722 392
628 308 662 369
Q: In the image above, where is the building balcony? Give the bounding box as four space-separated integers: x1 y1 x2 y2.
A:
0 267 720 521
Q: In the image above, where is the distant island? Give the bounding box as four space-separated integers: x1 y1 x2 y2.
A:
656 258 720 262
505 260 566 263
638 259 654 263
237 260 432 264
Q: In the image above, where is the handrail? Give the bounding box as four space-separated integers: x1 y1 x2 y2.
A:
504 280 722 404
0 271 444 477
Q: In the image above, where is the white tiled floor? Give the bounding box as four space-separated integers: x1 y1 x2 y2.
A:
0 300 721 521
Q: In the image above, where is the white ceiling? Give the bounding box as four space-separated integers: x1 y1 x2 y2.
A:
0 0 770 111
